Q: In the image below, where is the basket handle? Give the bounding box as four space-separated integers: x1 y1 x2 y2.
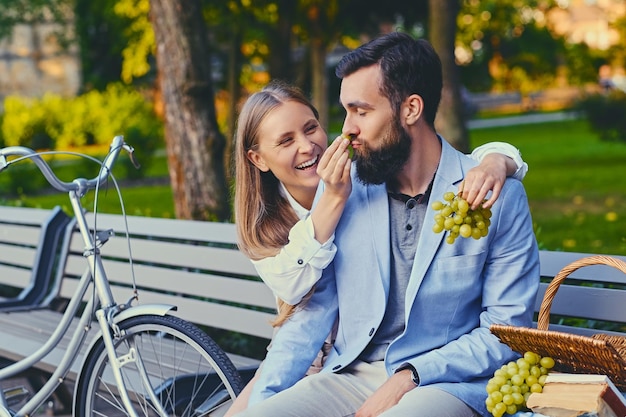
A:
537 255 626 330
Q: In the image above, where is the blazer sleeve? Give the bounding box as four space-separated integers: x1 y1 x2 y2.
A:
248 265 339 405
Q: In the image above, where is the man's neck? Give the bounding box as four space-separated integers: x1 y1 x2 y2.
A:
393 130 441 197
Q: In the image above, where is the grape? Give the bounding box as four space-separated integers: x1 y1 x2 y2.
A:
431 192 492 244
485 351 556 416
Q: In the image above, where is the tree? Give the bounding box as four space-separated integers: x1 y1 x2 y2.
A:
149 0 230 221
429 0 469 152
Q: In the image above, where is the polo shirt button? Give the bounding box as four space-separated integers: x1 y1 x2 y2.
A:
297 259 303 265
369 327 375 336
406 224 413 231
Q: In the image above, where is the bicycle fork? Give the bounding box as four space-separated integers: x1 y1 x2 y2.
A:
95 310 170 417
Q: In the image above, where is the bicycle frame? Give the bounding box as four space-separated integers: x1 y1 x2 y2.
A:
0 137 177 417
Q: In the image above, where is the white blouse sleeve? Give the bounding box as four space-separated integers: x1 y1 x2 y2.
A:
251 215 336 305
470 141 528 181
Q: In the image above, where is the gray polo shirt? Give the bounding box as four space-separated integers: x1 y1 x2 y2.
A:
358 182 433 362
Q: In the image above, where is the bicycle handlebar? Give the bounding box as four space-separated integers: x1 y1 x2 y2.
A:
0 135 132 195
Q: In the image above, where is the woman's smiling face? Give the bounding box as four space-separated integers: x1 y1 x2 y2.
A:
247 100 328 208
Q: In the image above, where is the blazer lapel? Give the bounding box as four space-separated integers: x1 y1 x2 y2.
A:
366 182 392 296
404 139 465 311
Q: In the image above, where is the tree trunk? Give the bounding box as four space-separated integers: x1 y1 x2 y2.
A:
429 0 469 153
225 30 243 182
149 0 230 221
310 39 328 130
268 0 296 83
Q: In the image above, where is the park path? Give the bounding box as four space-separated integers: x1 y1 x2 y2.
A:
467 111 578 129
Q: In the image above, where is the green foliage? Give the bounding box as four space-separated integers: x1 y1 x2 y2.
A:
74 0 130 90
562 42 604 86
0 83 163 195
1 83 162 150
576 91 626 143
114 0 154 84
457 0 565 92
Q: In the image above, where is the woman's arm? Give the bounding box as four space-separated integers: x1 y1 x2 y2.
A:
462 141 528 209
252 136 352 306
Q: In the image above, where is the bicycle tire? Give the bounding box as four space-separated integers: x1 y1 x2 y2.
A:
74 314 244 417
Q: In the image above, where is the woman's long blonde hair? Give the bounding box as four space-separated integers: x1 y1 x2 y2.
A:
233 80 320 326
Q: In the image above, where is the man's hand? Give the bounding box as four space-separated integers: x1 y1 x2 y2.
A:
355 369 416 417
460 153 516 209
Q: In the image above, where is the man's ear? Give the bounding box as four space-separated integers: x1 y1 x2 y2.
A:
247 149 270 172
404 94 424 126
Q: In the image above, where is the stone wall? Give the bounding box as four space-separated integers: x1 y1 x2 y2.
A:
0 22 80 111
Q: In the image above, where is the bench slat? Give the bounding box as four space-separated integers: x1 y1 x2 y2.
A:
0 224 42 247
0 206 55 224
539 251 626 284
535 283 626 323
0 265 31 288
58 279 275 340
61 256 277 309
82 212 239 245
68 233 258 277
0 243 37 268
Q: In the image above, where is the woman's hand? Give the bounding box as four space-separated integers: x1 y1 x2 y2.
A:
460 153 513 209
317 135 352 200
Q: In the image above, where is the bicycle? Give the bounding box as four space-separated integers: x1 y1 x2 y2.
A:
0 136 244 417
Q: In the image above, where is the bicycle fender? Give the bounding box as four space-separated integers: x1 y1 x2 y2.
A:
112 303 177 324
73 303 179 405
76 303 177 374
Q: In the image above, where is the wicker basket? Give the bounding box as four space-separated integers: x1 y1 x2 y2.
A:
490 255 626 391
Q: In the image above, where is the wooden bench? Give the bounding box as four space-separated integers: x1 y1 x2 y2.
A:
0 206 624 410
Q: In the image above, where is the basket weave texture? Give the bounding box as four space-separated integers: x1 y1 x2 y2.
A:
490 255 626 391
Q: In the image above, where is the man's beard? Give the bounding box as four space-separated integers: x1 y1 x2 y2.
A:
354 120 412 185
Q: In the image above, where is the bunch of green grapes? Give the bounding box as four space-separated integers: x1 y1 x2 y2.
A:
485 351 556 417
431 192 492 244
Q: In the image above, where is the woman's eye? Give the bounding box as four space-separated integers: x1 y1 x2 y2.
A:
279 137 293 146
305 124 318 134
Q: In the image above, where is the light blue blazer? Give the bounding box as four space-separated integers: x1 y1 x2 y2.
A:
250 138 540 417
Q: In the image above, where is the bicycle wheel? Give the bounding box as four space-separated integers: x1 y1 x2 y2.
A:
75 314 244 417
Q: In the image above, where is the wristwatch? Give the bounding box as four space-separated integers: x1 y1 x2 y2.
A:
396 364 420 386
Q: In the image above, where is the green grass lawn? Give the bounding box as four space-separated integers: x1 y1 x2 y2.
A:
471 118 626 255
3 117 625 255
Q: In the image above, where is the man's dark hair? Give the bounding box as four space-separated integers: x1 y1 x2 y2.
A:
335 31 442 128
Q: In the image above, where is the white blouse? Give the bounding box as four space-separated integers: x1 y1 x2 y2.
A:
251 141 528 306
251 181 336 305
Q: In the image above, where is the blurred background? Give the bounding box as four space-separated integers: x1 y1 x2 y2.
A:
0 0 625 254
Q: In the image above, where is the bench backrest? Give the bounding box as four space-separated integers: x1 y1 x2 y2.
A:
57 212 276 340
0 206 71 311
536 251 626 337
